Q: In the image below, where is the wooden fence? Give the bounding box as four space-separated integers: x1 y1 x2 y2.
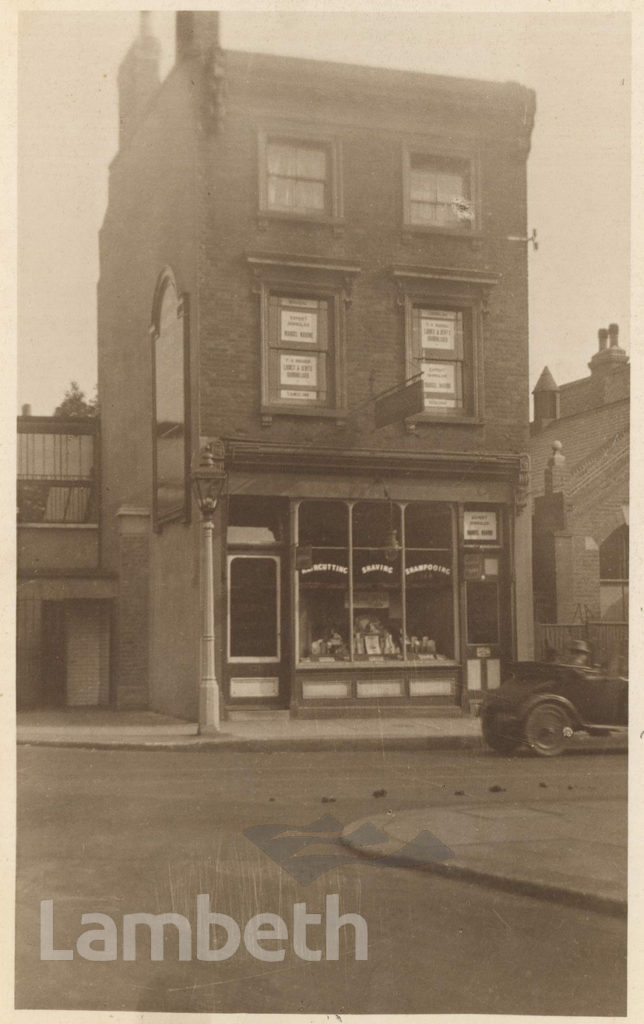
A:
534 621 628 674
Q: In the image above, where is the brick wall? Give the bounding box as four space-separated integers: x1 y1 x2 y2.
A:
197 54 533 456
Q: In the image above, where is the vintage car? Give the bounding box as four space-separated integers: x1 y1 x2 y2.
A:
479 661 628 757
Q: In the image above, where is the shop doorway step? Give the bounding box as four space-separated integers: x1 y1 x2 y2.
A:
226 708 291 722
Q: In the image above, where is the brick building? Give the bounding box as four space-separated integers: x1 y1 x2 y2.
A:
531 324 629 665
98 12 536 720
17 411 115 707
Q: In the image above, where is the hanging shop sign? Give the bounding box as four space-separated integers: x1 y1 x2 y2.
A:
464 509 498 543
374 375 424 428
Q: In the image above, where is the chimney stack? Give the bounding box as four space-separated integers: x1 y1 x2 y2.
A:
176 12 220 62
589 321 627 375
21 404 31 417
117 12 161 150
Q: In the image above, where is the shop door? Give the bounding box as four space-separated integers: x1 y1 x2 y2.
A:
463 573 512 695
226 554 288 706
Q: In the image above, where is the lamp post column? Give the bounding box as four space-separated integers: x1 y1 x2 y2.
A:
199 505 220 733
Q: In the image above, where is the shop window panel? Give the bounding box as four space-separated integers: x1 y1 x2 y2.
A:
352 547 403 659
298 547 350 661
405 557 454 660
353 501 401 549
404 502 452 548
229 557 279 659
466 580 500 645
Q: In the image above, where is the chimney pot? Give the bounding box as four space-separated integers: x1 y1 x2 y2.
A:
21 403 31 417
608 323 619 347
598 328 608 351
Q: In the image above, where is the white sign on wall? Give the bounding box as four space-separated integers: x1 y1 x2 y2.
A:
280 310 318 344
464 509 498 542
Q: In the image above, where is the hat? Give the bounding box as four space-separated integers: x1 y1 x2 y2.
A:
568 639 590 655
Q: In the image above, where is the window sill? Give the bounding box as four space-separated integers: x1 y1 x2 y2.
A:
405 413 482 430
18 522 98 529
402 224 482 239
261 405 348 426
297 659 460 670
257 210 345 233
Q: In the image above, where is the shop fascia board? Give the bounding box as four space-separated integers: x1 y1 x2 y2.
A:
224 438 524 482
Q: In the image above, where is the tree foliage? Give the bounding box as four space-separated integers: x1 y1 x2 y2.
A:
53 381 99 418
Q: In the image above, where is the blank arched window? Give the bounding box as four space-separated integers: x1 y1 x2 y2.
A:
151 272 190 525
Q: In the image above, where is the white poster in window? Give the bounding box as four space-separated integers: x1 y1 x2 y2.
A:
420 312 456 351
281 309 318 344
280 353 318 387
422 361 456 408
464 510 498 542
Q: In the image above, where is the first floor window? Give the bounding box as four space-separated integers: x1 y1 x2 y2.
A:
267 294 331 406
412 306 466 412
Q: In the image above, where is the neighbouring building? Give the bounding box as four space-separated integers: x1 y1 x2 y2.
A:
16 410 116 707
530 324 629 669
97 12 536 720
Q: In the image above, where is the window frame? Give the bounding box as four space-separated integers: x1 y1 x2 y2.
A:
248 253 360 423
258 127 343 225
402 139 481 236
150 269 192 531
402 288 481 424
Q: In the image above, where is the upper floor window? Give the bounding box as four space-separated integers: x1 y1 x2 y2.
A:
412 307 467 412
403 144 478 232
247 253 359 423
17 425 97 524
151 271 190 527
258 130 342 222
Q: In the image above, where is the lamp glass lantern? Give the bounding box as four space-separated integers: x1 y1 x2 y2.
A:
191 442 227 520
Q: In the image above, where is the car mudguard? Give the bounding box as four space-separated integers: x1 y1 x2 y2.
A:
515 691 583 731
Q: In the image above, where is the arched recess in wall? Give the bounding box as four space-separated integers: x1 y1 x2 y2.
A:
599 524 629 621
150 268 191 528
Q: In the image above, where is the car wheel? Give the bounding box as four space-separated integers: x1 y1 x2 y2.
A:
524 702 573 757
481 709 520 755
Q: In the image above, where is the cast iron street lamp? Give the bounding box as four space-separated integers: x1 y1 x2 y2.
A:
191 440 227 734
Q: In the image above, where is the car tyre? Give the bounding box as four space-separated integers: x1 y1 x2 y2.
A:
481 709 520 756
524 701 573 757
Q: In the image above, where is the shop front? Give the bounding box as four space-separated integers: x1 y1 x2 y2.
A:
220 443 528 716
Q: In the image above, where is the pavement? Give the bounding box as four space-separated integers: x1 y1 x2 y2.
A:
16 707 628 915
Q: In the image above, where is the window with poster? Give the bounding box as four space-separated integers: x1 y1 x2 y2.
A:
395 266 496 425
296 499 456 665
248 254 359 421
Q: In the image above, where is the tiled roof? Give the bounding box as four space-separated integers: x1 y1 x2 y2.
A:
529 398 629 499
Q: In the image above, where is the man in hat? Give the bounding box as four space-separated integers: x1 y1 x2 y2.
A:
564 638 592 667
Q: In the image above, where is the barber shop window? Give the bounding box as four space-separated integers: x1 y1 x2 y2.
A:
296 499 456 664
151 271 190 526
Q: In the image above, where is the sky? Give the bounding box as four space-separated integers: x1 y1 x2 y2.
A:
17 8 631 415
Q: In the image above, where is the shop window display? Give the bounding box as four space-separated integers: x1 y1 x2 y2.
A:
297 499 456 664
